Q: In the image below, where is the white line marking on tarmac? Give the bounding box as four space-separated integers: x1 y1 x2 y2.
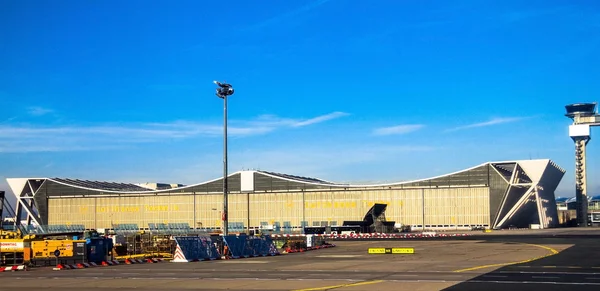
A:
388 280 451 283
36 277 600 286
386 279 600 286
499 271 600 275
220 261 269 263
467 280 600 286
308 273 333 276
130 277 179 280
285 278 359 282
315 255 362 258
531 276 560 279
30 275 600 284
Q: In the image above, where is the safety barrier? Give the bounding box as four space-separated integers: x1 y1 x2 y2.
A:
55 263 84 270
222 235 279 259
125 258 147 264
271 233 471 239
54 263 97 270
53 258 165 270
0 265 28 272
286 244 336 253
172 236 221 262
323 233 471 239
101 260 120 266
56 261 111 270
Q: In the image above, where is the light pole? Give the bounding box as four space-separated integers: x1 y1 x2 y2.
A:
214 81 234 236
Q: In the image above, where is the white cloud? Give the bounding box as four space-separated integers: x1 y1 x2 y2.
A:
247 114 297 127
242 112 349 128
445 117 529 132
291 112 350 127
27 106 53 116
0 123 269 153
373 124 425 136
0 111 347 153
0 143 125 153
1 117 17 123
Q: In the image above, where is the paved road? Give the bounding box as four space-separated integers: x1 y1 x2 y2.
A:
1 230 599 290
443 231 600 290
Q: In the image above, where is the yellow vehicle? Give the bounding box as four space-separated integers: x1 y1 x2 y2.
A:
0 228 31 265
1 228 87 266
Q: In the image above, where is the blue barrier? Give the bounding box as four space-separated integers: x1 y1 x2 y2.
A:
262 235 279 255
223 235 279 258
173 236 220 262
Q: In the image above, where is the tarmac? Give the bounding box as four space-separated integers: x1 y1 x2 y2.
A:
2 228 600 291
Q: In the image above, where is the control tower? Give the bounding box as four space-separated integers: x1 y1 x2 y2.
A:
565 102 600 226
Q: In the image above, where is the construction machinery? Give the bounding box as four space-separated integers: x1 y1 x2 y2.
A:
0 190 27 265
1 190 113 266
0 226 31 265
1 228 114 267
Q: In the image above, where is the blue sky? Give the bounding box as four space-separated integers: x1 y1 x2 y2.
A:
1 0 599 202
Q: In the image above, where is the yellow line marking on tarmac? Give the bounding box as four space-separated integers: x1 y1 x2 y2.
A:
292 280 384 291
453 243 559 273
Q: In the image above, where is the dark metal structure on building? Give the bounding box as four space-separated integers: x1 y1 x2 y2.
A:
343 203 395 233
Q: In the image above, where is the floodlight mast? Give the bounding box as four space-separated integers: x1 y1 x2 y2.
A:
565 102 600 227
215 80 235 236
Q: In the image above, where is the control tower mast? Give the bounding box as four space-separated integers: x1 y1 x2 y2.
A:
565 102 600 227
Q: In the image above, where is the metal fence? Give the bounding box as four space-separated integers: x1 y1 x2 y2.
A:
21 224 86 235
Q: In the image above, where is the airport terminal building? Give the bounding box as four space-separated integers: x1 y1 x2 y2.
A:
6 159 565 231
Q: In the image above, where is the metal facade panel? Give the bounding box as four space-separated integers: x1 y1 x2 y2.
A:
424 187 490 227
228 193 247 225
240 171 255 192
408 164 490 188
518 159 550 183
48 198 95 227
194 194 222 228
569 124 591 137
47 186 492 229
489 165 510 226
45 195 196 229
6 178 29 196
398 189 423 226
536 163 565 228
